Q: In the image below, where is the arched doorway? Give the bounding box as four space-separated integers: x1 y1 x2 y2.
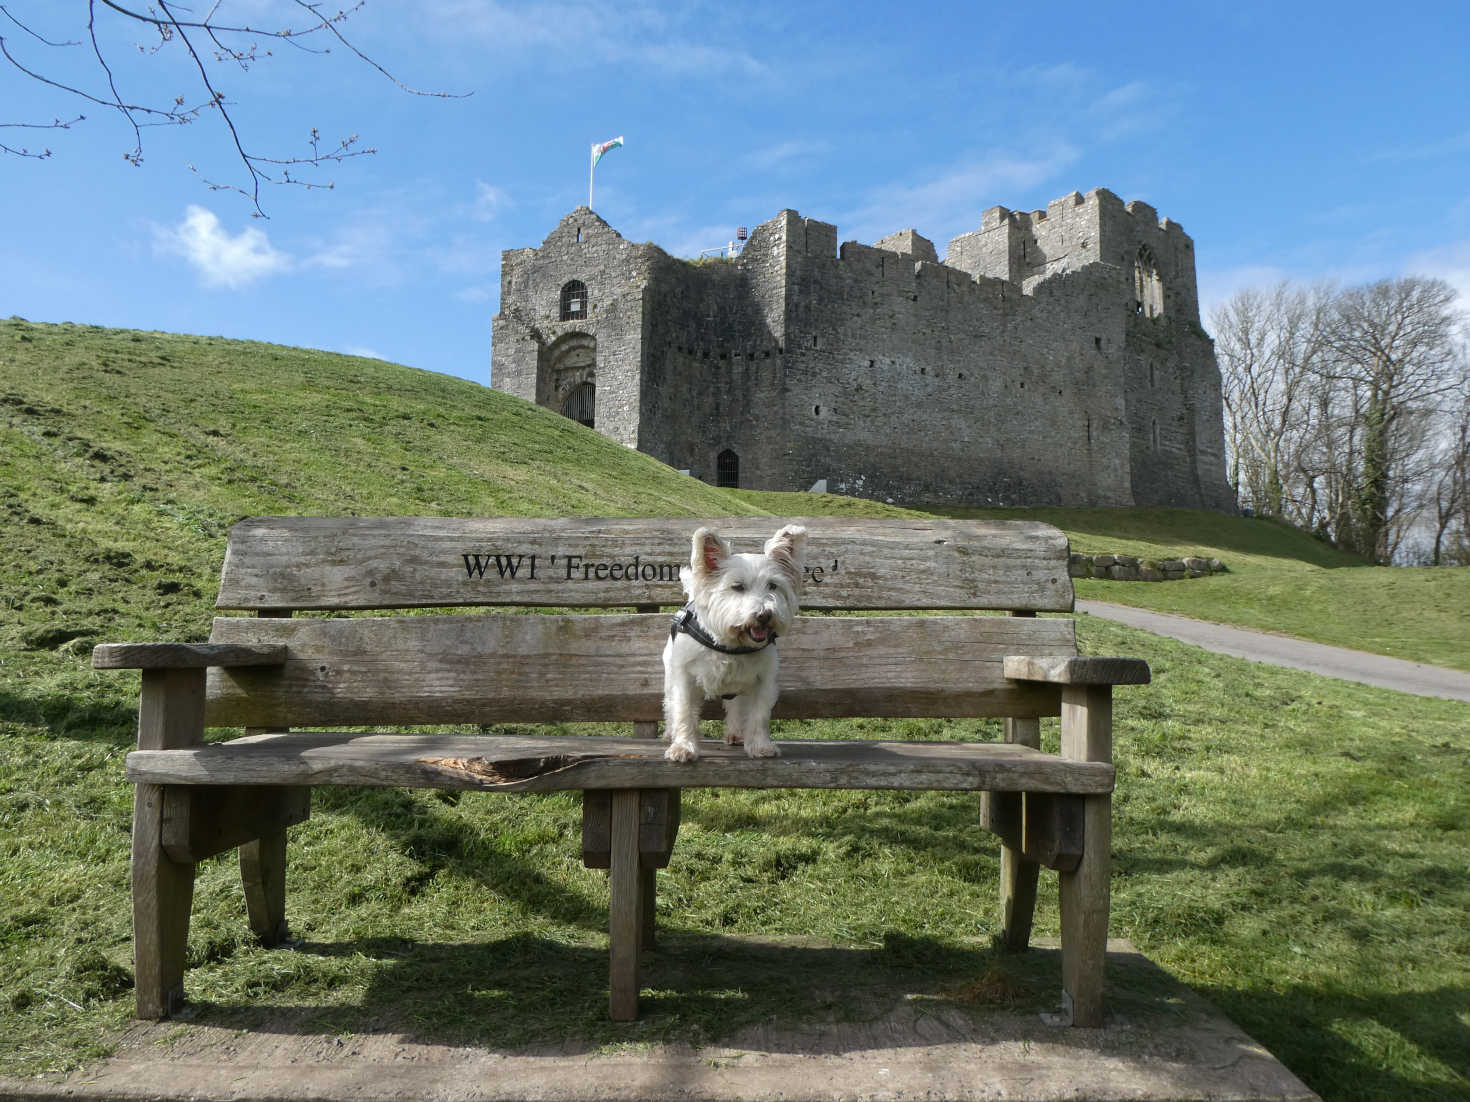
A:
544 332 596 428
716 449 740 488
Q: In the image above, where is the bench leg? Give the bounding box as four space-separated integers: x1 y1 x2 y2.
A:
999 842 1041 951
1058 685 1113 1028
608 789 642 1020
133 783 196 1019
1058 792 1110 1027
131 668 205 1019
240 830 290 946
640 866 658 952
998 715 1041 950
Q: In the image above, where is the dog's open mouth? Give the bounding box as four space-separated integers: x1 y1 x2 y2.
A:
745 623 770 643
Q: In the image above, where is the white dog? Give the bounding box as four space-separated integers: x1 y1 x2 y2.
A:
662 524 807 762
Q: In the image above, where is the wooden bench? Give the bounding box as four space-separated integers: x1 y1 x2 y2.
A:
94 516 1149 1027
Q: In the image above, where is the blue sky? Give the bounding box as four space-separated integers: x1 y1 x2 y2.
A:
4 1 1468 388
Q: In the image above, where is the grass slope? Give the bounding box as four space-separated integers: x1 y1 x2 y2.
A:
942 506 1470 672
2 320 1468 1099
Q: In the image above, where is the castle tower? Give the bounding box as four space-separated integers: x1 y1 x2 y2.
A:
491 207 655 449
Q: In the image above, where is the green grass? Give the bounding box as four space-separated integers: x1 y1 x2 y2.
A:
936 506 1470 672
3 320 1468 1099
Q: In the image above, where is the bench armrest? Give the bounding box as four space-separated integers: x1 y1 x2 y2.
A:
1003 655 1150 686
92 642 287 671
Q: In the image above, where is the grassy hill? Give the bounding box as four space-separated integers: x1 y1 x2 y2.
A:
947 506 1470 672
2 320 1468 1099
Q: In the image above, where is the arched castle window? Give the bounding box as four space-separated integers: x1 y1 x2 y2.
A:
563 382 595 428
1133 247 1163 318
716 449 740 488
560 280 587 321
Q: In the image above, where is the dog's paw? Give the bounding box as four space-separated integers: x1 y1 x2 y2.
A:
744 739 781 759
664 741 699 763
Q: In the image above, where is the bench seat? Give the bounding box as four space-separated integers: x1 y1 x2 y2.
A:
125 732 1117 794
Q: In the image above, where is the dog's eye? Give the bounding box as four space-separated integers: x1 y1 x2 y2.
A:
730 582 746 592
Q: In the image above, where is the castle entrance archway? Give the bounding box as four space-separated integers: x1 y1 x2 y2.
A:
545 331 596 428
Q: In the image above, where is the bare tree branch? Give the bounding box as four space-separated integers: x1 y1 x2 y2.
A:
2 0 469 215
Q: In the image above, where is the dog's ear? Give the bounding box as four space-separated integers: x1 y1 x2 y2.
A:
690 527 732 578
764 525 808 587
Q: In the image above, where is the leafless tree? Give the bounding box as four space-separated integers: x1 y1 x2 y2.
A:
1214 276 1466 563
1426 363 1470 565
1 1 463 216
1322 278 1463 562
1211 281 1333 526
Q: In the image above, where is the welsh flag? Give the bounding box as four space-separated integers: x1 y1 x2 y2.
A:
592 136 624 167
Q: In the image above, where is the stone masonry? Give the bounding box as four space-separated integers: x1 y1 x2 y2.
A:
491 187 1237 511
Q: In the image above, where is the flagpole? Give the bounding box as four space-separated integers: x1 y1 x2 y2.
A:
589 144 595 209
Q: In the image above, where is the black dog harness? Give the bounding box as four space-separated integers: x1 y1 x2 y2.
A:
669 603 778 656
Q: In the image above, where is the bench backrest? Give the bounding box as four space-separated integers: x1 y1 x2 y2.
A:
216 517 1073 613
204 516 1076 729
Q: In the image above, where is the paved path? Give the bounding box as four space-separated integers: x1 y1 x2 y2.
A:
1078 600 1470 703
0 941 1318 1102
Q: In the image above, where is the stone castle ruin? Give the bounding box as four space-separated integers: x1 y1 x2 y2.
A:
491 187 1236 511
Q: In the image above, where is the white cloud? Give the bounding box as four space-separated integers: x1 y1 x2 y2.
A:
343 345 383 360
304 221 395 272
472 181 511 221
1370 128 1470 162
154 206 291 289
1196 264 1294 327
741 140 832 172
1407 238 1470 313
839 146 1081 248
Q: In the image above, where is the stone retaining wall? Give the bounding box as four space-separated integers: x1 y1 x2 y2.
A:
1069 552 1227 582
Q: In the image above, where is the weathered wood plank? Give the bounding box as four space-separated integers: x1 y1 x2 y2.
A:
1003 655 1150 686
202 614 1074 728
581 789 680 869
608 790 642 1021
160 785 310 865
131 667 204 1019
981 792 1084 873
93 642 287 671
216 516 1074 613
126 733 1115 794
240 831 291 946
1058 684 1113 1028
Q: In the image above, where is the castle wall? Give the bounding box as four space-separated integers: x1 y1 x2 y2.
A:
769 221 1134 506
1121 321 1235 510
633 245 786 485
491 192 1237 512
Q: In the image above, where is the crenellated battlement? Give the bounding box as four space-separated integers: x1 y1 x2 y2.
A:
736 188 1199 325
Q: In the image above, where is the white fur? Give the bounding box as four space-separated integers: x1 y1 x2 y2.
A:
662 524 807 762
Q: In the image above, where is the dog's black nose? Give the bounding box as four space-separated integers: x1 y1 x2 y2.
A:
756 610 772 624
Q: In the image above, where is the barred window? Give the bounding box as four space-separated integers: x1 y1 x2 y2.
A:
560 280 587 321
716 449 739 488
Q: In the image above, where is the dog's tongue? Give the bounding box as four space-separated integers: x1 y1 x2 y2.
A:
747 624 769 642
